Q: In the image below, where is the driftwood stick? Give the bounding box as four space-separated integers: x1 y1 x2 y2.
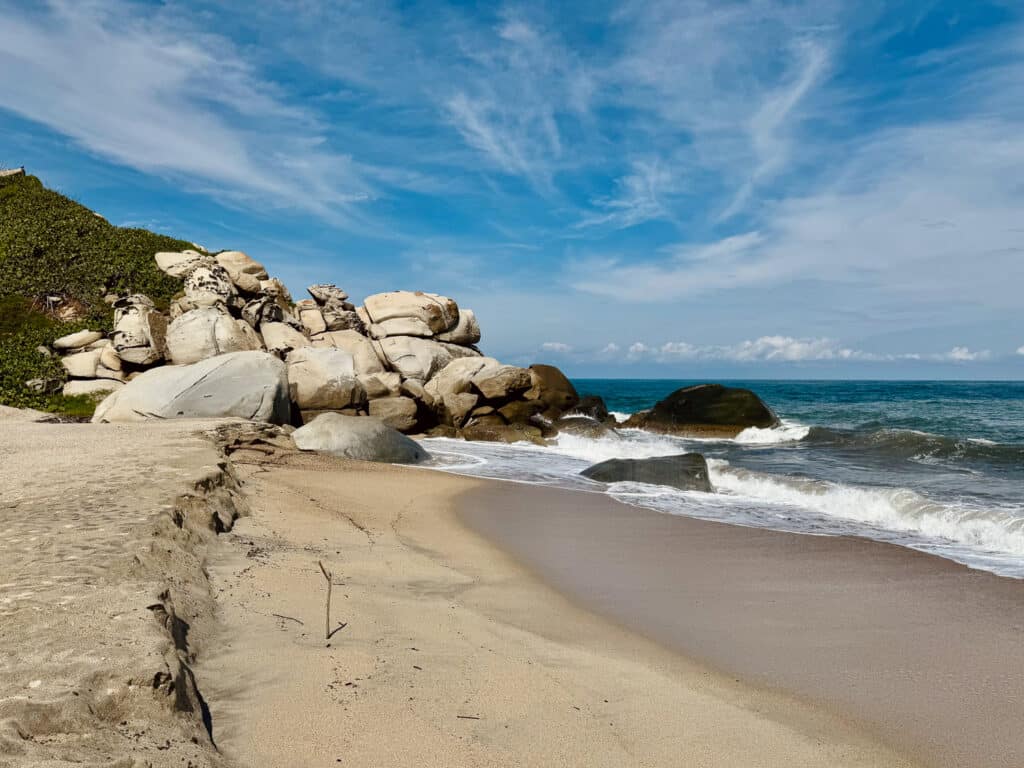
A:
318 560 332 641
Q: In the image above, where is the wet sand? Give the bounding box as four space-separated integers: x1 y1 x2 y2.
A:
460 482 1024 768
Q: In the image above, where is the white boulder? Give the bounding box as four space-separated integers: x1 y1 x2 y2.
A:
472 364 533 401
184 264 236 305
166 307 260 365
92 351 290 424
292 413 429 463
376 336 480 381
424 357 501 404
63 379 124 397
261 322 309 356
311 330 385 375
359 371 401 399
154 250 213 278
285 347 364 411
363 291 459 337
215 250 269 293
436 309 481 345
61 349 102 378
295 300 328 336
53 329 102 350
111 296 166 365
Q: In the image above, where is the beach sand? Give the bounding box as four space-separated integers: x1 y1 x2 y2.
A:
201 454 920 768
4 421 1017 767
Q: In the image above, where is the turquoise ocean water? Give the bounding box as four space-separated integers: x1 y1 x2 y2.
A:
423 380 1024 578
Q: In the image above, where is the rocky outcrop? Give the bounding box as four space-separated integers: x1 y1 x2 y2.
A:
573 395 613 423
41 245 588 446
624 384 779 436
553 415 617 439
292 413 429 463
580 453 712 492
92 351 290 424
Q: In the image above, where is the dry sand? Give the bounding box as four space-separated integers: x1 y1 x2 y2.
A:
0 418 246 767
201 454 917 768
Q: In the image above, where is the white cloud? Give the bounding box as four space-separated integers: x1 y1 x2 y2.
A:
577 160 675 230
541 341 573 353
1017 345 1024 356
0 0 370 216
616 337 994 364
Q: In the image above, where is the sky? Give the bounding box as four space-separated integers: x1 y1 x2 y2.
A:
1 0 1022 379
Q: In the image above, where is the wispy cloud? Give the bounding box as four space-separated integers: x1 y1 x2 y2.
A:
541 341 573 353
0 0 370 217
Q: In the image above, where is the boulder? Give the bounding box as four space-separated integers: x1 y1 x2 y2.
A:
359 371 401 399
624 384 779 436
322 308 365 333
61 349 102 378
436 309 481 345
166 307 259 364
369 317 434 339
400 378 429 402
291 413 429 463
497 399 545 424
215 250 269 293
184 263 236 304
376 336 480 381
368 396 419 432
261 322 309 356
285 347 364 411
155 250 213 278
573 395 612 423
111 295 166 366
363 291 459 336
461 421 545 446
258 278 293 308
241 296 285 329
92 351 290 424
62 379 124 397
442 392 479 428
472 364 532 401
99 345 122 371
295 300 328 336
53 329 102 350
311 330 385 374
424 357 500 404
308 284 350 305
553 415 618 439
526 364 579 418
580 454 712 493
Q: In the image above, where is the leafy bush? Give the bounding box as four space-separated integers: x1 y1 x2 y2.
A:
0 173 191 318
0 174 194 414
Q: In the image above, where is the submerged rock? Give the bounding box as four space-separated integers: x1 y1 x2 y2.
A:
292 413 429 463
625 384 778 436
580 453 712 492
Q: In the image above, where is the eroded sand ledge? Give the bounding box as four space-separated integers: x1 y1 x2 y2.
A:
0 419 244 766
200 452 917 768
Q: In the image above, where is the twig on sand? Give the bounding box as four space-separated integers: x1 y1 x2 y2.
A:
271 613 304 625
318 560 347 640
318 560 333 640
456 715 481 720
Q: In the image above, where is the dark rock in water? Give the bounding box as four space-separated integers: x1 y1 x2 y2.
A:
580 453 712 492
624 384 778 436
526 364 579 418
553 415 618 439
572 394 612 423
462 421 545 445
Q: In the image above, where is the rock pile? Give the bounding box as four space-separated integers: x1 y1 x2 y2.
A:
48 246 584 443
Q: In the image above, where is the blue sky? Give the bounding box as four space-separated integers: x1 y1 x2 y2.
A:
1 0 1022 378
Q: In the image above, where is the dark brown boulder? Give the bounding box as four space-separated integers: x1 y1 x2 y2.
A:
624 384 778 437
461 421 546 446
553 415 618 439
580 453 712 492
526 364 579 418
572 394 612 423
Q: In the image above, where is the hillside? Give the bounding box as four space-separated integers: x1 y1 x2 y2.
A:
0 172 194 411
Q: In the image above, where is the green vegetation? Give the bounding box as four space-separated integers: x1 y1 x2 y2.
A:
0 173 193 414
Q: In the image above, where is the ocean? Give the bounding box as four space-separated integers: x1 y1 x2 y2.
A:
421 380 1024 579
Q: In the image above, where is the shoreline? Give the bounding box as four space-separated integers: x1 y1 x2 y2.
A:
458 478 1024 768
201 451 918 767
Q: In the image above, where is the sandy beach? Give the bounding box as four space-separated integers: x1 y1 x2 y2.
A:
4 421 1020 767
201 450 918 768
